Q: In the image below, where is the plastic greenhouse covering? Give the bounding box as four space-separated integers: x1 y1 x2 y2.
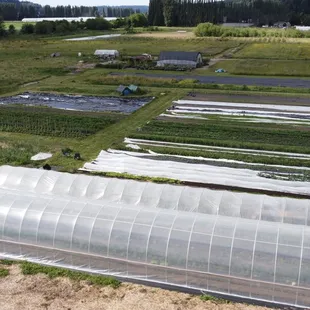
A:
0 166 310 308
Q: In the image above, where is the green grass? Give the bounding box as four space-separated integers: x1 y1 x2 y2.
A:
20 261 120 288
234 42 310 60
0 260 16 265
200 294 230 304
90 171 181 184
0 268 9 278
0 36 239 94
4 21 34 30
207 59 310 77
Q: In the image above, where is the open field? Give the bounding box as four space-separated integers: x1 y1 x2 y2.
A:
0 37 240 94
3 21 34 30
2 30 310 309
234 42 310 60
207 59 310 77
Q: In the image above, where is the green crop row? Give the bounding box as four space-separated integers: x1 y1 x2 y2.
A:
132 144 310 168
0 106 123 138
129 119 310 154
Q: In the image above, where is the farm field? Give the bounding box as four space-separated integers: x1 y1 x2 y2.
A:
2 27 310 310
205 59 310 77
233 42 310 60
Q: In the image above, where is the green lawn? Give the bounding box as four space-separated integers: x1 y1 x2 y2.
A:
4 21 33 30
206 59 310 77
234 42 310 60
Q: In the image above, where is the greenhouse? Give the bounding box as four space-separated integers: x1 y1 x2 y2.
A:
0 166 310 308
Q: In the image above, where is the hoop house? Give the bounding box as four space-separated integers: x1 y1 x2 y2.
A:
0 166 309 309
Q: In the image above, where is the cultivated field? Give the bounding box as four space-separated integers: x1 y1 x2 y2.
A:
2 26 310 308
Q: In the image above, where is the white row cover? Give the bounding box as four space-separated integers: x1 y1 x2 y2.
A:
0 165 310 226
0 166 310 308
82 150 310 196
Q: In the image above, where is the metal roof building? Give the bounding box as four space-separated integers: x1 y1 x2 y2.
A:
0 165 310 309
157 51 203 68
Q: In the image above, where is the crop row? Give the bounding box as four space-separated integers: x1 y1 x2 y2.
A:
125 144 310 168
0 107 123 138
129 120 310 154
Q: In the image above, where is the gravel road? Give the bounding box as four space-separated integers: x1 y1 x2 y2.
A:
110 72 310 88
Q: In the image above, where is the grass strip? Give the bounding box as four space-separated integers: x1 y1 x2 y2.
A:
20 261 121 288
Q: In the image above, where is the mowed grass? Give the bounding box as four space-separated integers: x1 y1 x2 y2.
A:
208 59 310 77
0 36 240 94
234 42 310 60
4 21 33 30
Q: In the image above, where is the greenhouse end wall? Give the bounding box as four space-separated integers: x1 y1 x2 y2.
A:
0 166 310 308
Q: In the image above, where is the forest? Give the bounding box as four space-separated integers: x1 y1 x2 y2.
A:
148 0 310 27
0 1 138 20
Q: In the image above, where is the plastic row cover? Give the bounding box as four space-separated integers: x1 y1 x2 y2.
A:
0 187 310 308
0 165 310 226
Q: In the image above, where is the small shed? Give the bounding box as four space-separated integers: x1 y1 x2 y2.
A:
157 51 203 68
94 50 120 59
128 84 139 92
117 85 131 96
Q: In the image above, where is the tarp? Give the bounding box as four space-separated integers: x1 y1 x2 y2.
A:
31 153 53 161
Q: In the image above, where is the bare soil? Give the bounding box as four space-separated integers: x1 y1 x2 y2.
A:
184 93 310 106
0 264 272 310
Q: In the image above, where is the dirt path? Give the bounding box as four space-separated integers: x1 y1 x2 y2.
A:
207 44 247 68
0 264 272 310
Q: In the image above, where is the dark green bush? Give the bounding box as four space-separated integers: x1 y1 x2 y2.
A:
20 23 35 34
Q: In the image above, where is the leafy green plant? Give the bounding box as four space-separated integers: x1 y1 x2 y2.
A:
200 294 230 304
0 268 9 278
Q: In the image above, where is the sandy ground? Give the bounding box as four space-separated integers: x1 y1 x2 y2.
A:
0 264 272 310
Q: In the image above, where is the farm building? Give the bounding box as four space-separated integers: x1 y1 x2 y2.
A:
128 84 139 92
94 50 119 59
117 85 131 96
22 17 117 22
157 51 203 68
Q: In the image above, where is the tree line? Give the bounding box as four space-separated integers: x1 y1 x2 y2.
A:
0 3 142 20
148 0 310 27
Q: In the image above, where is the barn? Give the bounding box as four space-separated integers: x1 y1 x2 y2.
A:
157 51 203 68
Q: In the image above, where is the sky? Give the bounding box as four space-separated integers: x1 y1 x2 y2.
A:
33 0 149 6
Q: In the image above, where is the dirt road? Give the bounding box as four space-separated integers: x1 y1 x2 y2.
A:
110 72 310 88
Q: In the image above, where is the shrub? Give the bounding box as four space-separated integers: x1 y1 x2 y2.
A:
129 13 148 27
35 21 53 34
85 18 111 30
20 23 34 34
8 24 15 35
111 18 127 29
195 22 310 38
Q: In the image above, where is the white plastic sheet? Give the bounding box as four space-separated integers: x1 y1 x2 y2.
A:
82 150 310 196
1 165 310 308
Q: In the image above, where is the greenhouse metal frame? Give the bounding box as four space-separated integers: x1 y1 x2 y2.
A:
0 166 309 308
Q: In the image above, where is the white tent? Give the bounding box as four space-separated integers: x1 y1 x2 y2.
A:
94 49 119 57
